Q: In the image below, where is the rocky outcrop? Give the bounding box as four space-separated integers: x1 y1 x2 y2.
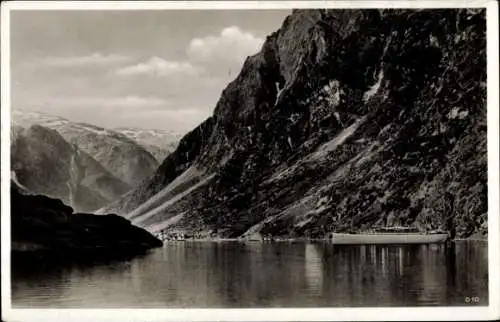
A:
103 9 487 239
12 111 159 187
11 124 130 212
11 182 162 255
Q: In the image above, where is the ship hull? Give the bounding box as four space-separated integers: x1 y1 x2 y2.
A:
330 233 449 245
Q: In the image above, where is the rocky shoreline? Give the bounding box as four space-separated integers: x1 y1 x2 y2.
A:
154 234 488 243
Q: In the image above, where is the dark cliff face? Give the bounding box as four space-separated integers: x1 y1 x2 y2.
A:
11 182 163 254
104 9 487 239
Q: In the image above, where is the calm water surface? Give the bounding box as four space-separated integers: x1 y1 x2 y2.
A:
12 241 488 307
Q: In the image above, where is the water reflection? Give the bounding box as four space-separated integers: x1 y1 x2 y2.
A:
11 241 488 308
305 244 323 294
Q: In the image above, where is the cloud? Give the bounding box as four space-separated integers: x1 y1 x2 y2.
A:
118 108 210 133
34 53 132 68
187 26 264 66
34 95 170 110
112 26 263 80
115 56 200 77
17 95 206 134
14 26 268 133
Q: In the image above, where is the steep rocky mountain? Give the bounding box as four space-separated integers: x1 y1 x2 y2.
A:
11 181 162 255
114 127 181 162
12 110 159 187
101 9 487 239
11 124 130 212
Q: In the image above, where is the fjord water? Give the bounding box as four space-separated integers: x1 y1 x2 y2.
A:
11 241 488 307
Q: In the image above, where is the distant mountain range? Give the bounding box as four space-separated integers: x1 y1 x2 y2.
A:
11 110 180 211
114 127 181 162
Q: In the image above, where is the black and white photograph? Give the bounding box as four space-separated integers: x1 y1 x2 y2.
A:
1 1 499 321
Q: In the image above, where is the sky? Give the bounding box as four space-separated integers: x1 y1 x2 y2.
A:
10 10 290 133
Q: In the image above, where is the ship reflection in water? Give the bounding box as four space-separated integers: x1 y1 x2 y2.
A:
11 241 488 308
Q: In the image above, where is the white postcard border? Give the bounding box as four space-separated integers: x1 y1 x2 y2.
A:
1 1 498 321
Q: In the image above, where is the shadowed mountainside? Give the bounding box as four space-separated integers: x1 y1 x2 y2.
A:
101 9 487 240
11 124 130 212
12 110 160 187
